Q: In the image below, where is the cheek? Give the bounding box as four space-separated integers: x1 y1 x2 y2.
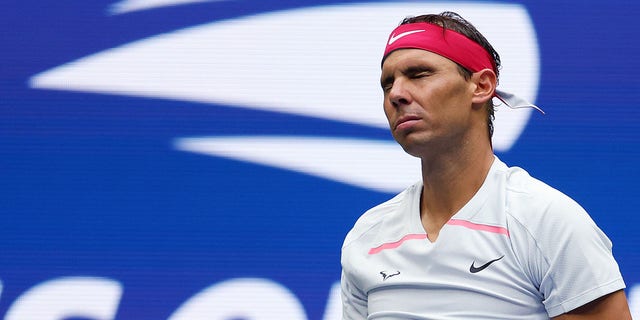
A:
382 101 395 123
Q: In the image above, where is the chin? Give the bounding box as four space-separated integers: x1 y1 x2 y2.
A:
396 141 426 159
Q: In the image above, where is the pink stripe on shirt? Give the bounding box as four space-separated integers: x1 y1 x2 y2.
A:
368 220 508 254
447 218 510 237
368 234 428 255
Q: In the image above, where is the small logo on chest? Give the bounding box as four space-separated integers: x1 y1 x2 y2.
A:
469 255 504 273
380 270 401 281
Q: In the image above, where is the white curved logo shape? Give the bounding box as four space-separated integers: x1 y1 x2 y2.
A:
5 277 122 320
174 136 421 193
109 0 229 15
30 2 540 193
169 278 306 320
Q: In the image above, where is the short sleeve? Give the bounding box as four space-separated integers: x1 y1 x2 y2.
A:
341 270 368 320
513 192 626 317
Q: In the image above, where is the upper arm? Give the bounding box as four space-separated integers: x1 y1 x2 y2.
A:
552 289 631 320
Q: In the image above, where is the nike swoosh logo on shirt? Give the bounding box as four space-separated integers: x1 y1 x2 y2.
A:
469 255 504 273
387 30 425 45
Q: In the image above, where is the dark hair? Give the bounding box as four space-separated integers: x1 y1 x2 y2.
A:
400 12 500 138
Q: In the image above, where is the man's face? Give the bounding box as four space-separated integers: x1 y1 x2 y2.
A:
380 49 476 157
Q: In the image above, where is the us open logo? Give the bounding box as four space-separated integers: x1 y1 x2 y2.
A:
31 2 540 194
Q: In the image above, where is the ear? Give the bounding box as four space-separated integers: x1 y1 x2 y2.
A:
471 69 497 105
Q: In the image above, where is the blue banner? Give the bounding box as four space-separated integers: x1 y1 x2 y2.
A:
2 0 639 318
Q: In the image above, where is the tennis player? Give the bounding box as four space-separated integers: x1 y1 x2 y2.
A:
340 11 631 319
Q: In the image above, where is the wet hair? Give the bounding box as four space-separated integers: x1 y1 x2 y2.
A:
400 12 500 138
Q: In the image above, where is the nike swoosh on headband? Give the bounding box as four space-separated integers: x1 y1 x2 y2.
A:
388 29 426 45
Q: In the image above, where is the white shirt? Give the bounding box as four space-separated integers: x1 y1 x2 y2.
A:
341 157 625 319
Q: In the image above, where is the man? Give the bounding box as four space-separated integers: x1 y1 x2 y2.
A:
340 11 631 319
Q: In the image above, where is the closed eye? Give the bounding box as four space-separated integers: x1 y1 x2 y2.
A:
410 71 431 79
405 66 434 79
380 65 434 92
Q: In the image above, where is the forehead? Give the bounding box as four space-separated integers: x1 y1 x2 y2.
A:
381 49 459 75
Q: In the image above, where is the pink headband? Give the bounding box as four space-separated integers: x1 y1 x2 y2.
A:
382 22 495 72
382 22 544 114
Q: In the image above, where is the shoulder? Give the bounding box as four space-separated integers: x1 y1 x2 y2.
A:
342 181 420 250
499 164 598 235
493 160 614 274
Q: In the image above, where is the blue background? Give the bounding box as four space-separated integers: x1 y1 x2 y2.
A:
1 0 639 318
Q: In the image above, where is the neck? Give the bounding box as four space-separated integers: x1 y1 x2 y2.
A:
419 140 494 239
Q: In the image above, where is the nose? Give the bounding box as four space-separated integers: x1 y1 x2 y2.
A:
388 79 411 108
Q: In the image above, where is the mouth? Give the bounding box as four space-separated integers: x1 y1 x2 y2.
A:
394 115 421 131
